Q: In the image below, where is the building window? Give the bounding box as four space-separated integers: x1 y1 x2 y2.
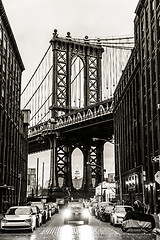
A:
3 36 7 56
147 67 150 88
151 28 155 51
156 0 160 8
151 0 155 19
0 26 2 46
146 10 149 30
141 20 145 39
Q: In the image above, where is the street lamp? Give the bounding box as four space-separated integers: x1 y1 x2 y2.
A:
116 143 122 203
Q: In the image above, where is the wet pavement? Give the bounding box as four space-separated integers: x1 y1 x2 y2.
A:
0 210 158 240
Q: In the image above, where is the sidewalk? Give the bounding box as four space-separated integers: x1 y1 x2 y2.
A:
153 214 160 234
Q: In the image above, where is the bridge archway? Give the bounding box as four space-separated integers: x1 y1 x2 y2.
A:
71 147 83 190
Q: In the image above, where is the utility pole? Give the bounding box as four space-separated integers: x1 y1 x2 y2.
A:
42 162 44 199
36 158 39 196
117 144 122 203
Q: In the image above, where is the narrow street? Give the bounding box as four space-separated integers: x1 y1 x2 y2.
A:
0 209 158 240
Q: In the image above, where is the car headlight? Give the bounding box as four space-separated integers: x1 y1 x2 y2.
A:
2 218 8 223
25 218 32 224
63 209 71 218
82 209 89 218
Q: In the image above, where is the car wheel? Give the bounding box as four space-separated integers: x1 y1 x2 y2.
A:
64 219 68 224
84 219 89 224
43 217 46 224
38 219 41 227
113 219 117 227
121 226 127 232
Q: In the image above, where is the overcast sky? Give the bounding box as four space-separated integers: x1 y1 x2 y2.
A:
2 0 139 186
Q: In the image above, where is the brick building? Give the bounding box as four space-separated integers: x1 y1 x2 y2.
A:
114 0 160 213
0 0 29 213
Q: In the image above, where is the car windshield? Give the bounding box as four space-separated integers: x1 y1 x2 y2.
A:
68 202 83 210
6 207 31 215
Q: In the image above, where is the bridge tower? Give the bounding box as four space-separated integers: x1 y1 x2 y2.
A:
47 30 105 199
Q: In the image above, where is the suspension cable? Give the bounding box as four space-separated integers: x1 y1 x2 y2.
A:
21 44 52 96
30 93 52 121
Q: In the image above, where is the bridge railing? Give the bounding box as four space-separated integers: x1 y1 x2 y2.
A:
28 99 114 138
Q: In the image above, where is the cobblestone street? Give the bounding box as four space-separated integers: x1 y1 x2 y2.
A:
0 210 158 240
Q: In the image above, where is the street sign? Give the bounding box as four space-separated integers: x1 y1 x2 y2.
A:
155 171 160 184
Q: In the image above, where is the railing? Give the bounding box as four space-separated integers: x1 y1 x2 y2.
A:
28 99 114 138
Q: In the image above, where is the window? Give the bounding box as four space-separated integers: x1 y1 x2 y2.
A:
0 26 2 46
151 28 155 51
146 10 149 30
141 20 144 39
151 0 155 19
3 36 7 55
156 0 160 8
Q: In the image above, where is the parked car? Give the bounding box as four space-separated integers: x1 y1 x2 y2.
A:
45 203 52 220
48 202 56 215
95 202 109 219
88 201 98 216
99 205 113 222
30 202 47 223
63 201 89 224
52 202 59 213
57 199 65 209
1 206 36 232
110 205 134 226
31 205 42 227
121 210 155 232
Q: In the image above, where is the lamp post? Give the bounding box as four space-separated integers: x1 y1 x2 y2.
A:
116 143 122 203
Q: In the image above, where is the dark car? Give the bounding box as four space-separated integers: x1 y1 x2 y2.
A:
52 202 59 213
63 201 89 224
31 206 42 227
45 203 52 220
95 202 108 219
31 202 47 223
121 210 155 232
48 202 56 215
99 205 113 222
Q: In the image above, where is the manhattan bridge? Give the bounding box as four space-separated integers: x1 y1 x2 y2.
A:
22 29 134 199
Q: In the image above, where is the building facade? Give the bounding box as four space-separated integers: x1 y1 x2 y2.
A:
27 168 36 197
0 1 29 213
114 0 160 213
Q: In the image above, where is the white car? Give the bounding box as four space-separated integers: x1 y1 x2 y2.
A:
1 206 37 232
110 205 134 226
63 201 90 224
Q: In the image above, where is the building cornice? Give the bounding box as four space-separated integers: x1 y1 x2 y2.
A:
135 0 145 17
0 0 25 71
